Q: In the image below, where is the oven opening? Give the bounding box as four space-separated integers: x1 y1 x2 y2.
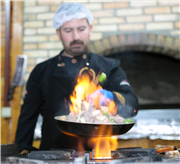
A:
107 51 180 109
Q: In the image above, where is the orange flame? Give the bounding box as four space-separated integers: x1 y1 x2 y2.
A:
68 73 118 157
88 125 118 158
108 100 117 116
60 130 79 137
69 74 102 114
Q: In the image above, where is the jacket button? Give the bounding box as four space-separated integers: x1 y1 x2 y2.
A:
83 54 87 59
71 59 77 64
60 63 65 67
57 63 65 67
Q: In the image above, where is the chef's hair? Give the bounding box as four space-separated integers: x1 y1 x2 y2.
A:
53 3 94 29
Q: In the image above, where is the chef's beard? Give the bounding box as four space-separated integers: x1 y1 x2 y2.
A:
62 40 88 57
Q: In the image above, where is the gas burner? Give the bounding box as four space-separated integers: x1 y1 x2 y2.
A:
25 147 157 161
1 144 180 164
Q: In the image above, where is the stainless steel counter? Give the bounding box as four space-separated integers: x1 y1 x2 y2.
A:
118 109 180 140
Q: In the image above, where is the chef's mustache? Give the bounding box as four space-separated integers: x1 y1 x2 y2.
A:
70 40 84 46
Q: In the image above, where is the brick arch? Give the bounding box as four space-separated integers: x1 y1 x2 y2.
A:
88 33 180 60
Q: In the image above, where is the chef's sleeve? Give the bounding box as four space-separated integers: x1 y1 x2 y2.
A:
15 66 42 153
108 66 139 118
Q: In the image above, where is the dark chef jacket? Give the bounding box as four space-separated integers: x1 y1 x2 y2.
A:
15 50 138 153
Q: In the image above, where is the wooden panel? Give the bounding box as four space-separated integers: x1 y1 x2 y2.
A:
0 103 10 143
0 97 8 144
1 118 10 144
33 140 41 149
0 0 9 145
118 138 150 148
1 56 5 77
1 1 23 144
1 77 4 100
10 1 23 144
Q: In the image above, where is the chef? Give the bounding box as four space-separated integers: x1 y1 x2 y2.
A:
15 3 138 154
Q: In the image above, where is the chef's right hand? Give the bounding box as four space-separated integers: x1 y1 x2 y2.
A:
88 89 113 106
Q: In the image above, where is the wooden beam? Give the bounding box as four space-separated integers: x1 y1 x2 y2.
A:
0 0 11 144
10 1 23 144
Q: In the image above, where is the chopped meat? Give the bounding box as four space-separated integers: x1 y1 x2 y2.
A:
60 102 128 124
93 119 102 124
67 113 77 122
102 117 109 124
84 110 92 123
115 114 125 123
109 115 116 121
91 110 101 117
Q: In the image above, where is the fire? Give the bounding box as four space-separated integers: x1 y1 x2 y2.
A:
69 74 117 115
69 73 118 158
89 126 118 158
69 74 102 114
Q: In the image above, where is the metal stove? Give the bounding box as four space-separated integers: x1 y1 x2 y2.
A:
1 144 180 164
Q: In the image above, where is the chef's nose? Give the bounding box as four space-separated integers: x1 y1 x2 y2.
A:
73 30 80 40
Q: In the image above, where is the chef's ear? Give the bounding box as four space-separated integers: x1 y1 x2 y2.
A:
89 25 93 36
56 29 61 41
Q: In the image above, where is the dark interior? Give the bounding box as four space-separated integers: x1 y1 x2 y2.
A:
107 51 180 109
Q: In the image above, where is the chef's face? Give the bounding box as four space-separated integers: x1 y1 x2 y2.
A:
56 18 92 57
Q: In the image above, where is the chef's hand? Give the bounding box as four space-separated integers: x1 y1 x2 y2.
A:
88 89 113 106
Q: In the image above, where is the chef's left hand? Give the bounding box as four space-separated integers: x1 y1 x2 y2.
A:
88 89 113 106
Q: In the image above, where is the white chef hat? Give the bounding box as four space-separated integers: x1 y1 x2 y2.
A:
53 3 94 29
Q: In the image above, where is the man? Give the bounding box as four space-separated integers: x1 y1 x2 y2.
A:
15 3 138 153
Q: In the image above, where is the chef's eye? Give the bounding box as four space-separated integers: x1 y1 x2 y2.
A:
64 29 72 33
79 27 85 31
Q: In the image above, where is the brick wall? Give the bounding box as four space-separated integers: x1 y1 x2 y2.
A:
22 1 180 81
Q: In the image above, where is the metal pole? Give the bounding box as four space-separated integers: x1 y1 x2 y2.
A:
4 0 11 106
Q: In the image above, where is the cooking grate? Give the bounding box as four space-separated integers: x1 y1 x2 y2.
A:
3 144 179 164
26 147 157 160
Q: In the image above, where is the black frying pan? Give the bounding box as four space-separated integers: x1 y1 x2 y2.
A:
54 116 135 137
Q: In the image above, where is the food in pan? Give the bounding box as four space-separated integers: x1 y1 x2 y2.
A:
58 102 132 124
58 74 133 125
